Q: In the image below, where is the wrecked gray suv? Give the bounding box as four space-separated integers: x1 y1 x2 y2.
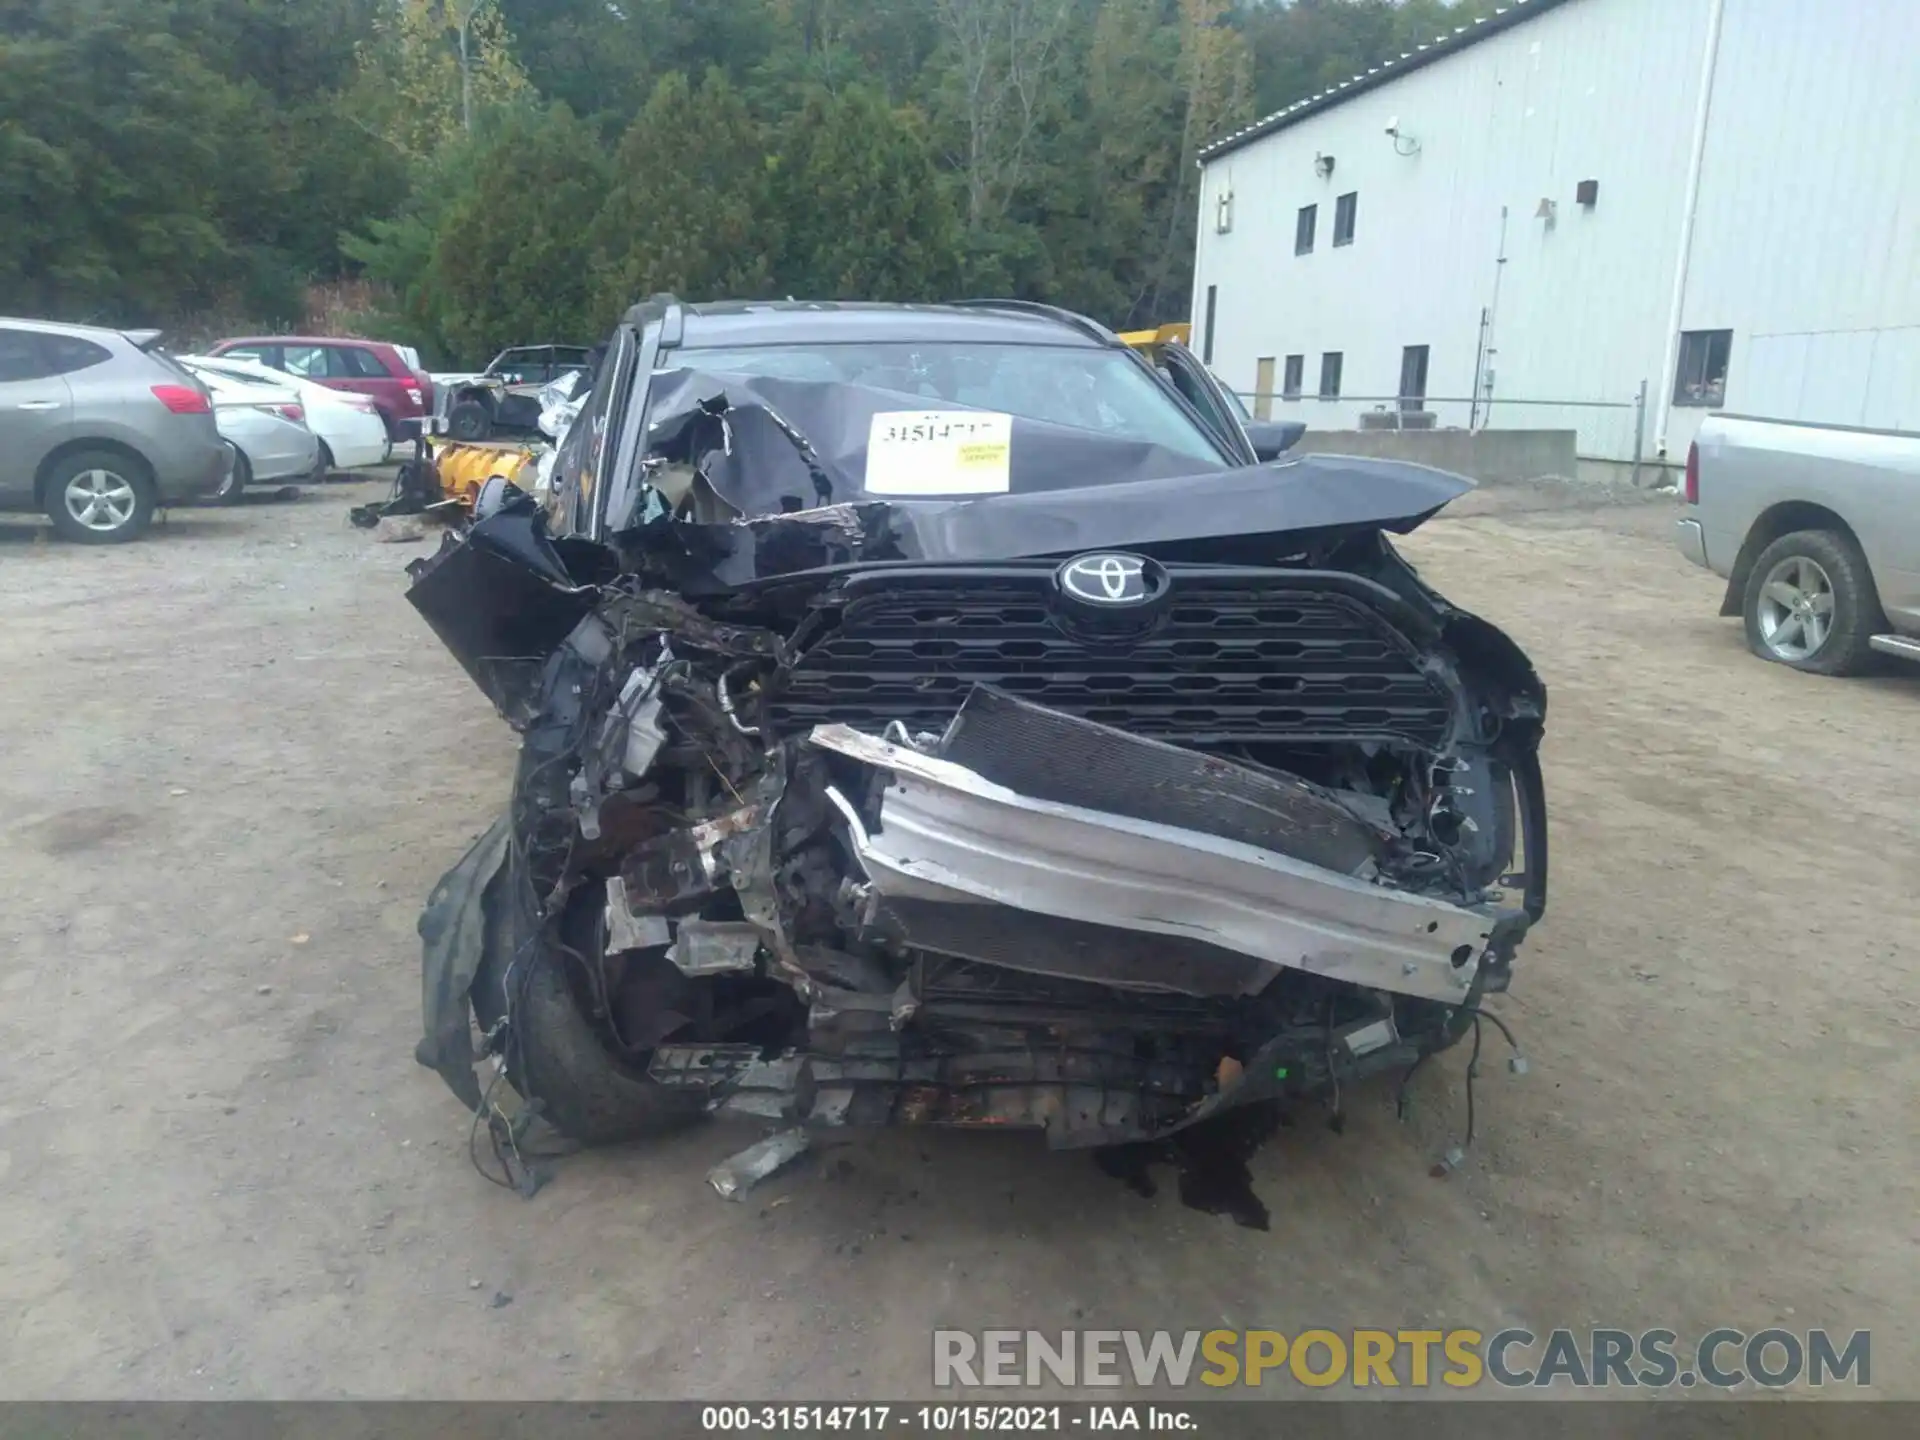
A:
410 297 1547 1177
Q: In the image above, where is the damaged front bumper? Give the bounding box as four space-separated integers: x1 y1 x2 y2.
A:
811 723 1498 1007
411 488 1546 1158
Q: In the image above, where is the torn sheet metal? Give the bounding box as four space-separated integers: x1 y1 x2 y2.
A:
707 1128 810 1200
810 725 1493 1003
604 876 671 954
935 686 1387 875
404 489 603 724
666 919 762 976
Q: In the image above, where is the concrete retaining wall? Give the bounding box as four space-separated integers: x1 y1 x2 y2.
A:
1297 429 1578 485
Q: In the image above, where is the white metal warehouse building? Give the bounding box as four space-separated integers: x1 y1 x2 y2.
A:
1190 0 1920 469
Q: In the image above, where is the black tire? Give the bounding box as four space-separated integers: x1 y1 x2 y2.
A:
315 440 335 480
214 447 251 505
471 848 705 1146
447 398 492 441
44 449 158 543
1742 529 1882 677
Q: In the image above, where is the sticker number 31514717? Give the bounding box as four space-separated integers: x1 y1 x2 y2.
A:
865 410 1013 495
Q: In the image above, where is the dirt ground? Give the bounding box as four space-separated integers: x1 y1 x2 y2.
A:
1 475 1915 1400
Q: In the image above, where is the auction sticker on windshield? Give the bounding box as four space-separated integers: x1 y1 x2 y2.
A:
866 411 1013 495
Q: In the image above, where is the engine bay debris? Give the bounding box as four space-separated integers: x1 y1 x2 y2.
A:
409 343 1548 1210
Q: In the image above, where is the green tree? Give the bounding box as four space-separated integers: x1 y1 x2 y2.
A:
591 71 779 314
351 0 530 162
772 86 963 300
428 104 611 362
0 4 289 319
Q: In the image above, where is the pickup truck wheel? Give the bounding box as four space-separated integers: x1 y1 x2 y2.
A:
448 399 492 441
1742 529 1881 676
470 849 705 1147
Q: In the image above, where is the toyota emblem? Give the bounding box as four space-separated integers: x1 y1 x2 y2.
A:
1057 552 1157 607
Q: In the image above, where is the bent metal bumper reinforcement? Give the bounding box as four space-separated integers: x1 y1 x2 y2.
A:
807 724 1496 1004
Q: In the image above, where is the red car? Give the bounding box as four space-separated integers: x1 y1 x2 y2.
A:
208 336 432 441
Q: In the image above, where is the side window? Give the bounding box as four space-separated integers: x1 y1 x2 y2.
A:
1283 354 1304 399
0 328 49 383
283 345 329 379
1333 191 1358 246
339 346 392 379
42 335 113 375
1673 330 1731 407
223 346 276 368
495 349 538 382
1295 205 1317 255
1318 351 1343 400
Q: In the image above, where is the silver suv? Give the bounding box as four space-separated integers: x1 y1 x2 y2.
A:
0 318 231 543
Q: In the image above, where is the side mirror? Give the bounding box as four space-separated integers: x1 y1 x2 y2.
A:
1244 420 1306 462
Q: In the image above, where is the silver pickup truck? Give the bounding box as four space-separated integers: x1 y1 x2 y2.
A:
1676 414 1920 675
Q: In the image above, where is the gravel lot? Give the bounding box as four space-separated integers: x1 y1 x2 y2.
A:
1 477 1915 1399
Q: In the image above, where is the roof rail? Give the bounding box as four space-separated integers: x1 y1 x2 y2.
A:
950 298 1120 346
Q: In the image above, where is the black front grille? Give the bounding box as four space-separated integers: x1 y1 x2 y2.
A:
766 568 1455 747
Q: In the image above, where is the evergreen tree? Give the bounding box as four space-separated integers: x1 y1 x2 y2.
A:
772 86 962 301
591 71 780 314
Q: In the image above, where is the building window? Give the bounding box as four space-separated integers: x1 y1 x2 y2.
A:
1282 354 1304 399
1202 285 1218 364
1318 351 1343 400
1334 192 1357 246
1673 329 1731 407
1295 204 1317 255
1399 345 1429 410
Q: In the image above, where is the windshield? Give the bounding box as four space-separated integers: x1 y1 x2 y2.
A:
678 341 1226 467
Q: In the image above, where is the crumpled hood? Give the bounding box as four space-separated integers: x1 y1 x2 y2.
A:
601 368 1477 551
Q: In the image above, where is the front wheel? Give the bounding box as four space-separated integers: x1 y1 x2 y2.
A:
45 451 157 543
1742 529 1882 676
470 847 706 1146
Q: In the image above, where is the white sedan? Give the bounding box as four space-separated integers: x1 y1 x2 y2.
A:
181 354 390 472
186 368 320 500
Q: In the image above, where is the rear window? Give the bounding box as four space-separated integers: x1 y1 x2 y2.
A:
43 335 114 375
0 328 46 382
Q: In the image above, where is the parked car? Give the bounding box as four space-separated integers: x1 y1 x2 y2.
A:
0 317 230 543
411 298 1547 1170
189 367 322 497
431 343 594 441
182 354 389 472
1676 413 1920 674
207 335 431 442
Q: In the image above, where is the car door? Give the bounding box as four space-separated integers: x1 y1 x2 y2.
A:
0 328 73 504
325 344 391 404
1152 341 1256 463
